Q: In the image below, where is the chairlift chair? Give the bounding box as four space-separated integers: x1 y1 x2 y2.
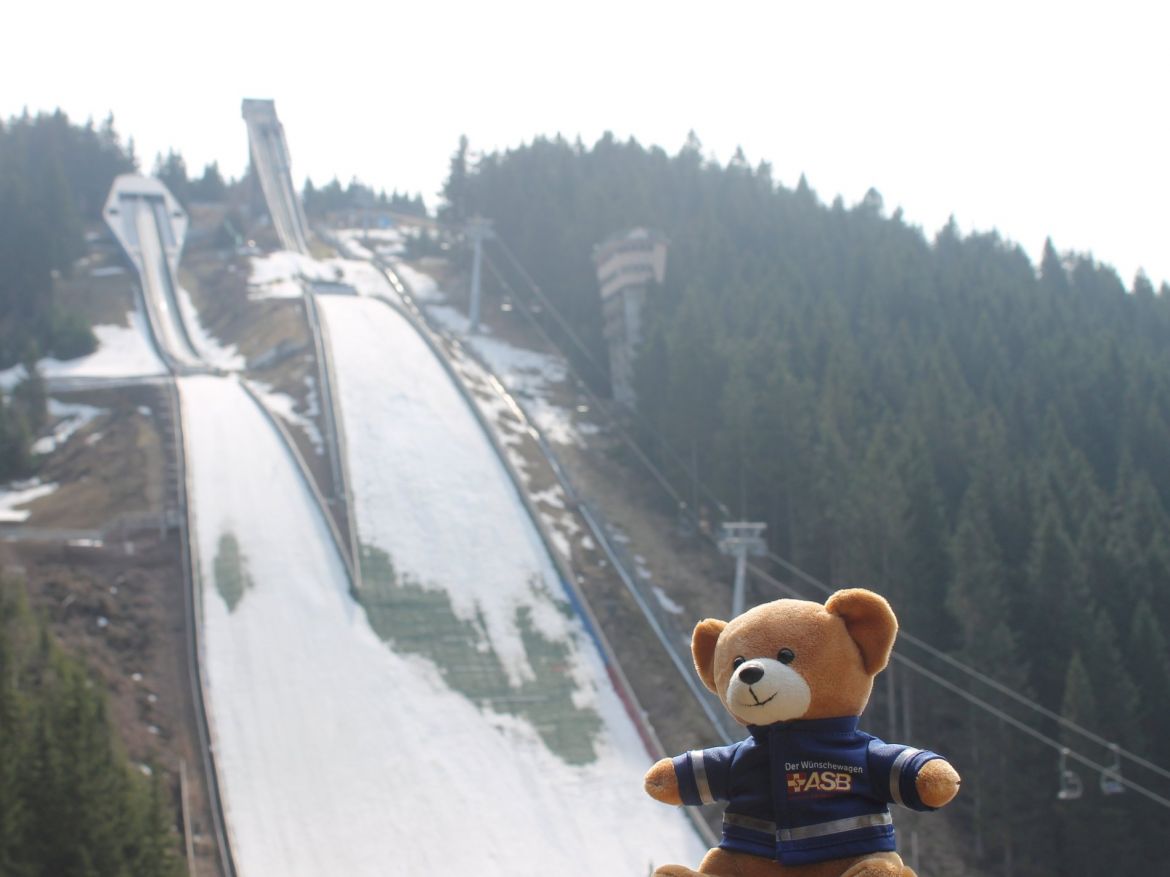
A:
1057 747 1083 800
1100 743 1125 796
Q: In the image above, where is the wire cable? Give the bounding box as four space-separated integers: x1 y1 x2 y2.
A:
753 549 1170 783
891 649 1170 809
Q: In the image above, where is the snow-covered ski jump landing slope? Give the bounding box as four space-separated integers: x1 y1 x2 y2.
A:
181 287 704 875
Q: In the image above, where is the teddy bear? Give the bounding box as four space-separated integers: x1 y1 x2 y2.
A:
644 588 960 877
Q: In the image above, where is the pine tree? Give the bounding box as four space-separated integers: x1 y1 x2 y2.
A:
1126 602 1170 766
1023 507 1093 707
153 149 190 204
439 134 471 225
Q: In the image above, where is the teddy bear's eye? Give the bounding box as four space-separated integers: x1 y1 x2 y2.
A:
777 648 795 664
732 656 746 669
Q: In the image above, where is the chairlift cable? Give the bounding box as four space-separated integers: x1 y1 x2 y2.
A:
891 650 1170 810
756 551 1170 783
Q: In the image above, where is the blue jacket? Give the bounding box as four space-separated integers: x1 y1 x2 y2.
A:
671 717 943 866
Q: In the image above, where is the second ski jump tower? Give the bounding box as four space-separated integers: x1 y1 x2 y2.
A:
241 98 310 254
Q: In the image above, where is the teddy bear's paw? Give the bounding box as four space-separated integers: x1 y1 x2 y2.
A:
916 758 961 808
644 757 683 805
839 858 908 877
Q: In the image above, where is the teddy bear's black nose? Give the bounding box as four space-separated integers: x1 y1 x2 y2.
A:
738 665 764 685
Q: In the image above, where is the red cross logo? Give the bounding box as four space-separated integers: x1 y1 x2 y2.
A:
787 772 806 793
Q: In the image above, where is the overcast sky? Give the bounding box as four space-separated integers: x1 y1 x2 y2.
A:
6 1 1168 287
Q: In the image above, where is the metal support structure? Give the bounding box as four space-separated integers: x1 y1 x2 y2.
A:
466 216 494 331
718 522 767 618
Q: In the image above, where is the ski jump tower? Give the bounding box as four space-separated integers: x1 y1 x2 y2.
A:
241 98 310 254
103 174 207 372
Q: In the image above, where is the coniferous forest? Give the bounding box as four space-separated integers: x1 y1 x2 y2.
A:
0 578 181 875
448 133 1170 876
0 111 137 480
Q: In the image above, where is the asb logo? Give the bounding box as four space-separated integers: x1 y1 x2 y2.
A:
786 771 854 797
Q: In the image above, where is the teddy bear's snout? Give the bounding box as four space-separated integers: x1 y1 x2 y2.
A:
737 664 765 685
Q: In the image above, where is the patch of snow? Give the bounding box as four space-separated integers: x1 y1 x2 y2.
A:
90 265 126 277
176 285 245 370
635 554 653 581
394 267 587 449
336 226 408 259
542 514 573 560
31 400 104 455
391 262 441 302
560 515 581 538
0 480 58 522
526 397 583 446
343 227 405 244
0 310 165 390
653 586 685 616
245 379 324 456
531 486 566 509
247 251 315 299
335 234 374 260
328 259 394 298
302 375 321 421
428 303 469 334
250 249 396 302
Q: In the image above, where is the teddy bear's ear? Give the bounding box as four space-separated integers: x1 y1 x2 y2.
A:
691 618 727 693
825 589 897 675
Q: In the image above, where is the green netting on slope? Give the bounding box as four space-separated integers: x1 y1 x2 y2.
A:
358 543 602 766
214 531 253 612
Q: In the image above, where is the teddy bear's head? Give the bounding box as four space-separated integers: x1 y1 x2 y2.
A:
691 588 898 726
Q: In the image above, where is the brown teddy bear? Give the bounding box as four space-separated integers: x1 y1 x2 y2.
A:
644 589 960 877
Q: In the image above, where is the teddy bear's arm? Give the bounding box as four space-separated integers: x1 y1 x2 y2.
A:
644 757 683 805
915 758 961 808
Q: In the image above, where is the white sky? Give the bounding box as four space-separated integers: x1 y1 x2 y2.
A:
5 0 1168 287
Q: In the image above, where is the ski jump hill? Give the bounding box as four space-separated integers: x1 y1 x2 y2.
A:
99 105 707 875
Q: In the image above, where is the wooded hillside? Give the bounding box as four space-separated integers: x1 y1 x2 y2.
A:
450 133 1170 875
0 110 138 480
0 578 180 875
